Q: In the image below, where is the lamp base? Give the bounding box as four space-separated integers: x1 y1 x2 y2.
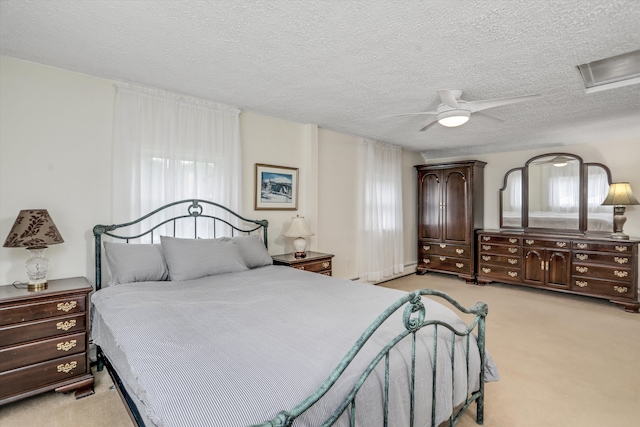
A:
28 281 48 292
610 232 630 240
293 251 307 259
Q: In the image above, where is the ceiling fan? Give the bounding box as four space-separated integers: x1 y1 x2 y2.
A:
381 89 542 131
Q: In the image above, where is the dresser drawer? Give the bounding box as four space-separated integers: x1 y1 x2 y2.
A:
573 264 632 282
572 241 635 253
0 352 87 400
478 265 522 282
420 242 470 259
571 277 635 299
422 256 471 274
479 254 521 267
479 243 521 256
0 295 86 327
523 238 571 249
479 235 521 245
573 252 632 266
0 314 86 347
294 259 332 274
0 332 86 372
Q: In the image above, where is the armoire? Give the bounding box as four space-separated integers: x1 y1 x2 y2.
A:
415 161 486 282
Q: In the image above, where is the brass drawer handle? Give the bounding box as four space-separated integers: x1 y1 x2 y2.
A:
297 266 305 270
575 266 588 273
614 286 628 293
576 280 588 288
508 271 518 278
482 267 491 273
556 242 567 248
508 248 518 253
509 238 518 243
455 263 464 269
576 254 588 261
482 255 491 261
57 301 77 312
615 246 628 252
508 259 518 265
439 256 446 261
423 258 431 264
57 361 77 374
321 272 331 276
322 262 330 268
455 248 464 255
439 244 446 248
614 270 628 278
525 239 535 245
57 340 77 352
482 236 491 241
576 243 587 249
56 320 77 331
422 245 431 251
614 257 628 264
482 245 491 251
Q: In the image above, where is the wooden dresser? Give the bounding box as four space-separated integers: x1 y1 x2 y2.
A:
415 161 485 282
476 231 640 312
0 277 94 405
271 251 334 276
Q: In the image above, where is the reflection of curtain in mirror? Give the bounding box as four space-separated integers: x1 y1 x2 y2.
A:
508 173 522 209
587 168 610 213
548 162 580 213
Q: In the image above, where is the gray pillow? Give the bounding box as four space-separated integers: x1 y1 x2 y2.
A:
230 235 273 268
160 236 248 281
103 242 169 285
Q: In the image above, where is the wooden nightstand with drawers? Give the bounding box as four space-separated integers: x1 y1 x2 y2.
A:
0 277 94 405
271 251 334 276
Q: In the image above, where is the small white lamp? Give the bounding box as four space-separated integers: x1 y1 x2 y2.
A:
282 215 314 258
601 182 640 240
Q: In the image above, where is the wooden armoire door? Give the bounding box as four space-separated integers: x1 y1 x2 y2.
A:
418 171 441 241
443 168 470 244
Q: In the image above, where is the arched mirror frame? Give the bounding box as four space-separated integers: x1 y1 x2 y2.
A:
499 152 614 234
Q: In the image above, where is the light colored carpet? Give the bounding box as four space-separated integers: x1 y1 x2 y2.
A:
1 272 638 427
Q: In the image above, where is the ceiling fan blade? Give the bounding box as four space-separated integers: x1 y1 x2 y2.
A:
419 120 439 132
437 89 459 108
468 94 541 113
378 111 438 118
473 111 504 122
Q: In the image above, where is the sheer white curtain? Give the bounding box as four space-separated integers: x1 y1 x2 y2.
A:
358 139 404 282
112 84 241 238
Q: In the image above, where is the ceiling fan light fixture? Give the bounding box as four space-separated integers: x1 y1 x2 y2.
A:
437 110 470 127
552 155 568 167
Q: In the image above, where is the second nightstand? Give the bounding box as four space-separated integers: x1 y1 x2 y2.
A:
271 251 334 276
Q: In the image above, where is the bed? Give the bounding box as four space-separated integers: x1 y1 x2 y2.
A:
91 199 498 427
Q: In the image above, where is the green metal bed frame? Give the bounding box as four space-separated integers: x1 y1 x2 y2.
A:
92 199 488 427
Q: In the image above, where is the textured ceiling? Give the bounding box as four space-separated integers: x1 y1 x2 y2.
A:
1 0 639 157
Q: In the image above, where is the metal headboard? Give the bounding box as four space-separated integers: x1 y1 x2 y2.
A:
93 199 268 290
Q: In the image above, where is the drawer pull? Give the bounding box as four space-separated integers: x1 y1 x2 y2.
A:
321 272 331 276
614 286 628 293
439 256 446 261
322 262 330 268
439 244 446 248
509 238 518 243
614 257 628 264
422 245 431 251
615 246 628 252
482 245 491 251
57 301 77 312
508 259 518 265
455 263 464 269
576 280 588 288
576 243 588 249
508 271 518 278
423 258 430 264
482 267 491 273
57 361 77 374
575 266 588 273
576 254 588 260
556 242 567 248
508 248 518 253
456 248 464 255
297 266 305 270
57 340 77 352
482 255 492 261
482 236 491 241
56 320 77 331
525 239 535 245
614 270 628 278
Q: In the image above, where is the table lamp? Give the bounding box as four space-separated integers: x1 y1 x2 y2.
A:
282 215 314 258
601 182 639 240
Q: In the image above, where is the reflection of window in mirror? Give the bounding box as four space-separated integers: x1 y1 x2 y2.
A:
528 158 580 229
587 165 614 232
501 170 522 228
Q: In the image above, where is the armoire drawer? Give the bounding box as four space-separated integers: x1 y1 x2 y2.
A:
422 256 471 274
420 242 470 259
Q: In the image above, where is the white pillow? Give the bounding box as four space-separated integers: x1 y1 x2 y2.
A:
103 242 169 285
229 235 273 268
160 236 248 281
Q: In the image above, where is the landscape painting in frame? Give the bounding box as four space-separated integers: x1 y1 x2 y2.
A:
254 164 298 210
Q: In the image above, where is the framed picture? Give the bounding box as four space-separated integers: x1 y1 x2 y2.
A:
254 163 298 210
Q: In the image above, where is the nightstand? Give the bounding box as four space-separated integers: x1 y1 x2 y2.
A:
271 251 334 276
0 277 94 405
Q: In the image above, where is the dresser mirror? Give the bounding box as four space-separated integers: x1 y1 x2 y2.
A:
499 153 613 233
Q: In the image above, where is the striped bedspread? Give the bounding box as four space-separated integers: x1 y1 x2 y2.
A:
91 266 497 426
